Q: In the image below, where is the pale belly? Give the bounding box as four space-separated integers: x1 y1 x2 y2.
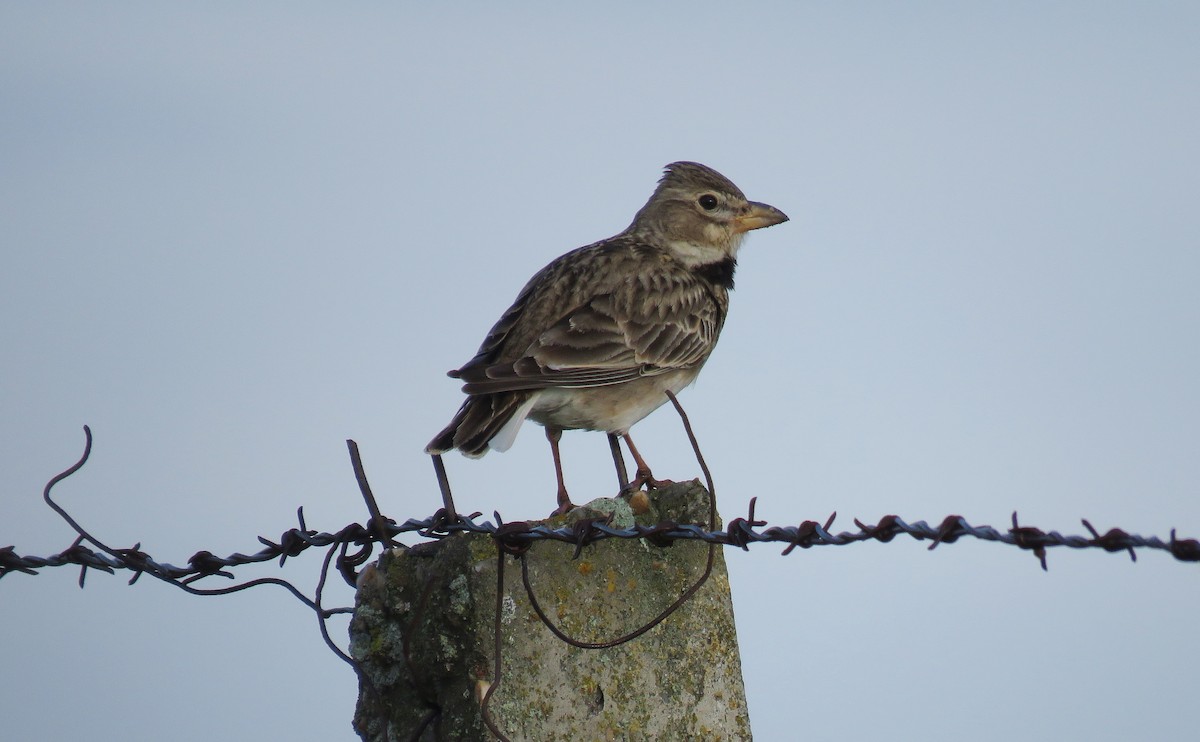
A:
527 368 702 434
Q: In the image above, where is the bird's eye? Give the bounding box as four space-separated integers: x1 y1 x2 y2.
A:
698 194 719 210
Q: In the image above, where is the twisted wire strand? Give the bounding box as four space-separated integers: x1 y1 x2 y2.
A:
6 424 1199 740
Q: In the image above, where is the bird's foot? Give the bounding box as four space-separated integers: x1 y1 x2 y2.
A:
620 469 674 496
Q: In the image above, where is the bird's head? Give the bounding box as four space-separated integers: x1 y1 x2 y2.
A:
627 161 788 267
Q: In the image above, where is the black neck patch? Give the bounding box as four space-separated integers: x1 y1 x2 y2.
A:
694 257 737 290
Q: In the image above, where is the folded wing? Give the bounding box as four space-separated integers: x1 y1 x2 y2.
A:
455 272 722 395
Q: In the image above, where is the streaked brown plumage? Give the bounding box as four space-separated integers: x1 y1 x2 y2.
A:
427 161 788 511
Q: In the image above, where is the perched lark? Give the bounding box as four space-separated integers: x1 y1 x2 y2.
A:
426 161 788 513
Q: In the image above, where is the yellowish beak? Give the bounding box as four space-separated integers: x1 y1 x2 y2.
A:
733 201 789 233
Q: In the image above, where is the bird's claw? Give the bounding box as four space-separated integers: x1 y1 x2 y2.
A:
620 470 673 497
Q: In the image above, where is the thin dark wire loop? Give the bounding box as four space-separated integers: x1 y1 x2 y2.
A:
511 391 718 649
518 547 715 649
479 548 512 742
40 426 97 544
38 426 331 610
315 540 358 670
665 390 717 509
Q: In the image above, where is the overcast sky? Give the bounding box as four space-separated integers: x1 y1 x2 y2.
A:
3 3 1198 740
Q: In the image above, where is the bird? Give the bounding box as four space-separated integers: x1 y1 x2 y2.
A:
426 161 788 514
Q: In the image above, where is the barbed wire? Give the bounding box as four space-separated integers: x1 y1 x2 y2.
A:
7 461 1198 589
4 409 1198 741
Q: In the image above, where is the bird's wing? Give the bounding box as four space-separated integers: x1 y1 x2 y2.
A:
457 273 723 394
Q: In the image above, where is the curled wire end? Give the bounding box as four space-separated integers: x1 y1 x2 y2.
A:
43 426 94 513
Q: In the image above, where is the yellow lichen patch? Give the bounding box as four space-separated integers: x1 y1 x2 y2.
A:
606 568 617 593
577 560 593 576
474 679 491 705
628 490 651 514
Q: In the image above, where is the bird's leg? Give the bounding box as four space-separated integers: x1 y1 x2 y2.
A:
622 433 673 492
607 433 630 493
546 426 575 515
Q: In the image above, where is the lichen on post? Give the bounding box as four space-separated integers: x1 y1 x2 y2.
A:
350 480 751 741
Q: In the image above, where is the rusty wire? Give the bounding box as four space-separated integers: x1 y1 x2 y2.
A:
4 419 1200 740
15 480 1198 586
5 428 1199 591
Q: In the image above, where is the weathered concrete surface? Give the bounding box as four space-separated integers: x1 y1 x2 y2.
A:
350 480 750 741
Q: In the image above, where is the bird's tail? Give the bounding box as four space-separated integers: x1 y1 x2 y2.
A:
425 392 536 458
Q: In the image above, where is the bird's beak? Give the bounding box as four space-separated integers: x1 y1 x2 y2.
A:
733 201 789 233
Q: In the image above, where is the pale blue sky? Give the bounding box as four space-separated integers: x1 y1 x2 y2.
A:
3 3 1198 740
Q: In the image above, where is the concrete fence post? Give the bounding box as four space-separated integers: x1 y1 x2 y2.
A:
350 480 751 741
